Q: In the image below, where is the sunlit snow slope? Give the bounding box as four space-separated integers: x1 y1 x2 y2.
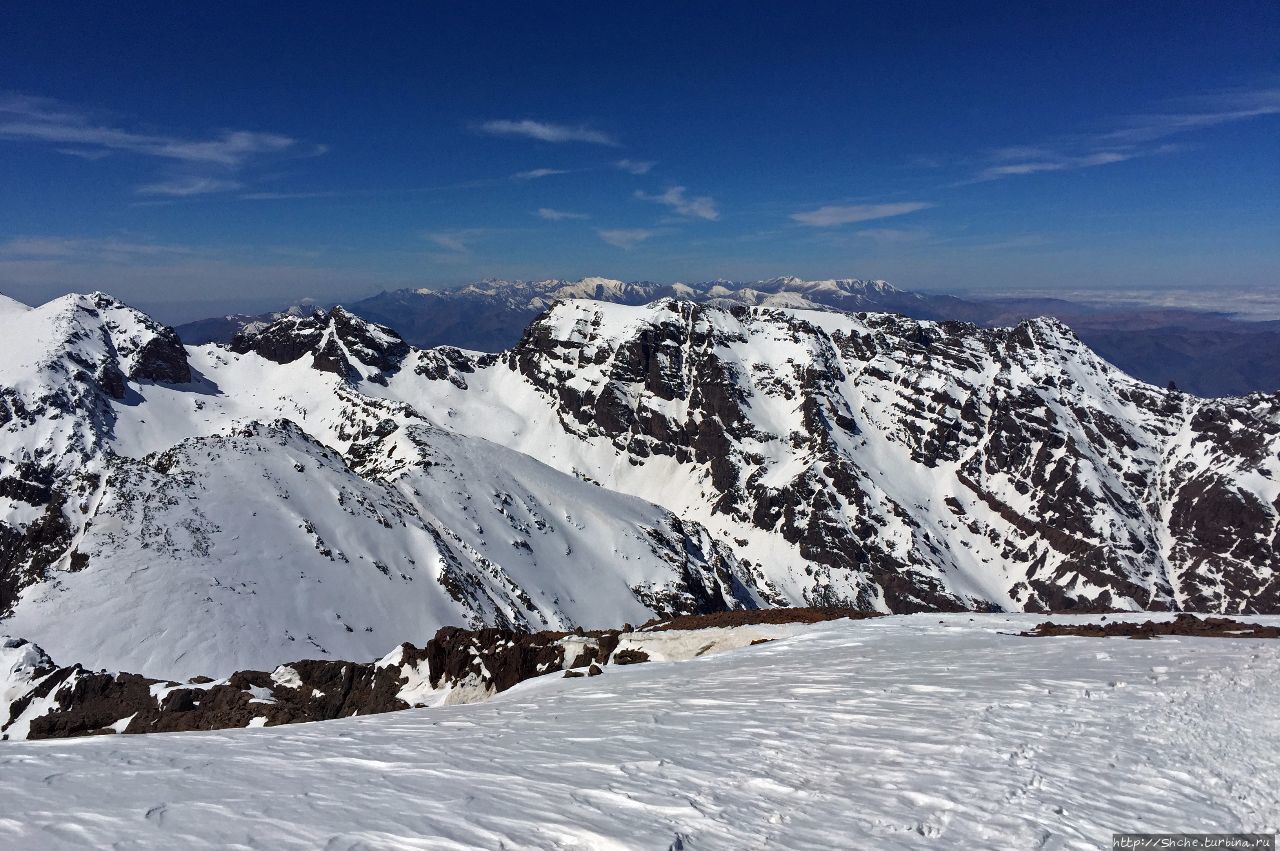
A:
0 615 1275 850
2 291 1278 677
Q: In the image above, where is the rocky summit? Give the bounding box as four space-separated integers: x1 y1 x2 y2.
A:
1 291 1278 681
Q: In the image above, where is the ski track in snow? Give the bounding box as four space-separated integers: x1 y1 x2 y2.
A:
1 614 1276 850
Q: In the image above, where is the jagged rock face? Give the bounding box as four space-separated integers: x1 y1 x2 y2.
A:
230 306 410 380
490 300 1280 613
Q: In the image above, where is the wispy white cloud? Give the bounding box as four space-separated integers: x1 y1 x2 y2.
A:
791 201 933 228
856 227 930 244
535 207 590 221
0 95 304 166
968 86 1280 183
137 176 245 197
55 147 113 161
970 234 1050 251
0 235 197 259
973 151 1140 182
635 186 719 221
425 233 469 253
0 93 322 196
512 167 569 181
1102 87 1280 144
423 229 498 255
597 228 656 250
237 190 340 201
477 119 619 146
615 159 655 175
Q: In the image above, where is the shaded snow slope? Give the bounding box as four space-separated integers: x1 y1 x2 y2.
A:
0 614 1275 849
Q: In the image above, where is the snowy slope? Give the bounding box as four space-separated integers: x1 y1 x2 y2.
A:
0 300 763 676
0 614 1275 849
3 415 761 678
3 292 1279 679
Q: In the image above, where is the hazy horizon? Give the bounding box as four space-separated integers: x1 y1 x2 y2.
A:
2 2 1277 321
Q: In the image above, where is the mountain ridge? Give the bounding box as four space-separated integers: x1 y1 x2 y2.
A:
174 277 1280 397
1 290 1277 677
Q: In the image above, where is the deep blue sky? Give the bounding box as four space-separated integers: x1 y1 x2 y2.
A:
1 1 1277 321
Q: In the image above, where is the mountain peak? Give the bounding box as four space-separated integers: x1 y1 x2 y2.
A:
229 304 409 380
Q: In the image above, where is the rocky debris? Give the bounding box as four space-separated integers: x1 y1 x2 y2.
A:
424 626 571 695
1019 613 1280 639
2 641 429 741
639 606 878 632
611 649 649 665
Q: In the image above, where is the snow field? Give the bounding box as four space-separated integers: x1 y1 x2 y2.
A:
1 614 1276 850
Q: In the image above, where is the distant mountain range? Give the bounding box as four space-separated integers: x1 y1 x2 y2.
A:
175 277 1280 397
2 291 1277 685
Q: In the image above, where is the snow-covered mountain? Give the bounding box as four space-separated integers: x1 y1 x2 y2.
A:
2 291 1278 677
402 298 1280 615
175 276 1280 397
0 294 761 676
303 276 939 353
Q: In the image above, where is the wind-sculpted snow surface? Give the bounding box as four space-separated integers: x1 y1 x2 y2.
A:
0 615 1276 849
2 291 1279 679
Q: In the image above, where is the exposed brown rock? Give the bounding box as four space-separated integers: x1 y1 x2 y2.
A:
640 606 879 632
1020 613 1280 639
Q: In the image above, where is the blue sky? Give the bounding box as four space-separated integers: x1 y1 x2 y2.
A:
0 1 1277 321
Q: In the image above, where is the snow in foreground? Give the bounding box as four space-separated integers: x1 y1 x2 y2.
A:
2 614 1277 850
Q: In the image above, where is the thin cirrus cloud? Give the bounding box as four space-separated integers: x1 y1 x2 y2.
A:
971 149 1144 182
423 228 504 256
424 232 471 253
596 228 656 250
855 227 930 244
0 92 322 196
511 167 570 181
968 86 1280 182
477 119 619 146
791 201 933 228
1101 86 1280 144
615 159 655 175
535 208 590 221
635 186 719 221
137 176 245 197
0 235 198 259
